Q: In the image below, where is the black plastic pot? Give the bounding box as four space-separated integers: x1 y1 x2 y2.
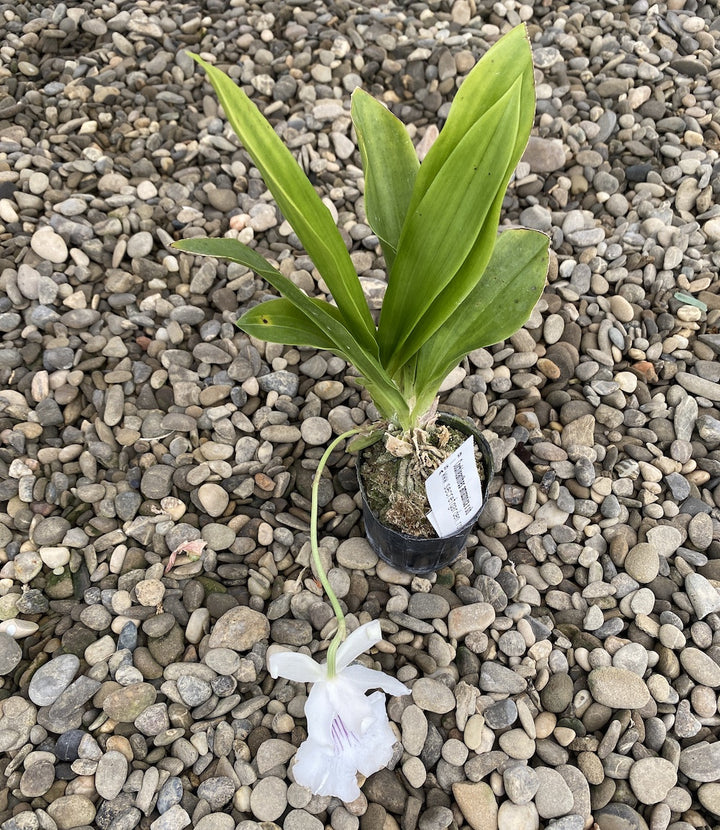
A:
357 414 494 575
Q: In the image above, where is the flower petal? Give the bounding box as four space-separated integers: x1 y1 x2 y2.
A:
303 679 336 747
351 691 398 777
268 650 325 683
292 737 362 802
341 664 411 697
335 620 383 672
296 691 398 796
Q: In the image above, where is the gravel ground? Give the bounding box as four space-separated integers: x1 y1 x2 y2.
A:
1 1 720 829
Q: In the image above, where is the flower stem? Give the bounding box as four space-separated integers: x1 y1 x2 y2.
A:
310 427 360 678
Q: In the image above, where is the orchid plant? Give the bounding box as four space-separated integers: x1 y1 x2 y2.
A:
174 24 549 439
174 24 549 798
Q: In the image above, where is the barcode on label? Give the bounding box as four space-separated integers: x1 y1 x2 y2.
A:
455 464 470 514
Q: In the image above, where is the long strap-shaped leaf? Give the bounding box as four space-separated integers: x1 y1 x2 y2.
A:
243 299 413 425
188 53 377 354
378 24 535 375
173 238 360 359
378 84 521 373
411 228 549 418
392 122 518 375
239 298 340 351
173 237 409 422
351 89 419 271
407 25 534 215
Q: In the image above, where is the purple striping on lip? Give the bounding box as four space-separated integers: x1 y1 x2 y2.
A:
331 715 359 754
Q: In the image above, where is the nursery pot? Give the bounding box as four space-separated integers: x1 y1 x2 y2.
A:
357 414 494 575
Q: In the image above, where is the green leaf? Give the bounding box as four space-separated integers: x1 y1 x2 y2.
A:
187 53 376 352
408 25 534 211
378 82 523 373
412 228 549 408
377 24 535 375
351 88 419 271
173 237 359 355
238 298 339 350
173 237 410 424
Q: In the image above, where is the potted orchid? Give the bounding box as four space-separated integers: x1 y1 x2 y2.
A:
174 24 549 799
174 23 548 573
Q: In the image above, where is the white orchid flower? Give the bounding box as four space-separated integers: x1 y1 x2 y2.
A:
268 619 410 802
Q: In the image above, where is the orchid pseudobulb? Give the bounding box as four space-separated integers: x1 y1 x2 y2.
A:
268 620 410 802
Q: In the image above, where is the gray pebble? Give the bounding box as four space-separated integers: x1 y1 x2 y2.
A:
176 674 213 707
412 678 455 713
679 648 720 687
28 655 79 706
95 750 128 800
679 741 720 782
258 370 299 397
127 231 154 257
484 699 518 730
141 465 175 500
32 517 71 546
504 764 539 805
336 538 378 569
301 416 333 446
256 738 297 775
588 668 650 709
157 776 184 813
407 592 451 620
31 226 68 263
19 759 55 798
250 776 287 822
149 804 191 830
480 662 527 694
418 806 453 830
285 810 324 830
401 705 428 756
685 573 720 618
534 767 574 819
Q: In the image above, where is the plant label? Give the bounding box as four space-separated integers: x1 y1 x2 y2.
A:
426 436 484 538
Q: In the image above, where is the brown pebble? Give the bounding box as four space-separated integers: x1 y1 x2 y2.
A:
632 361 658 383
537 358 561 379
254 473 275 492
